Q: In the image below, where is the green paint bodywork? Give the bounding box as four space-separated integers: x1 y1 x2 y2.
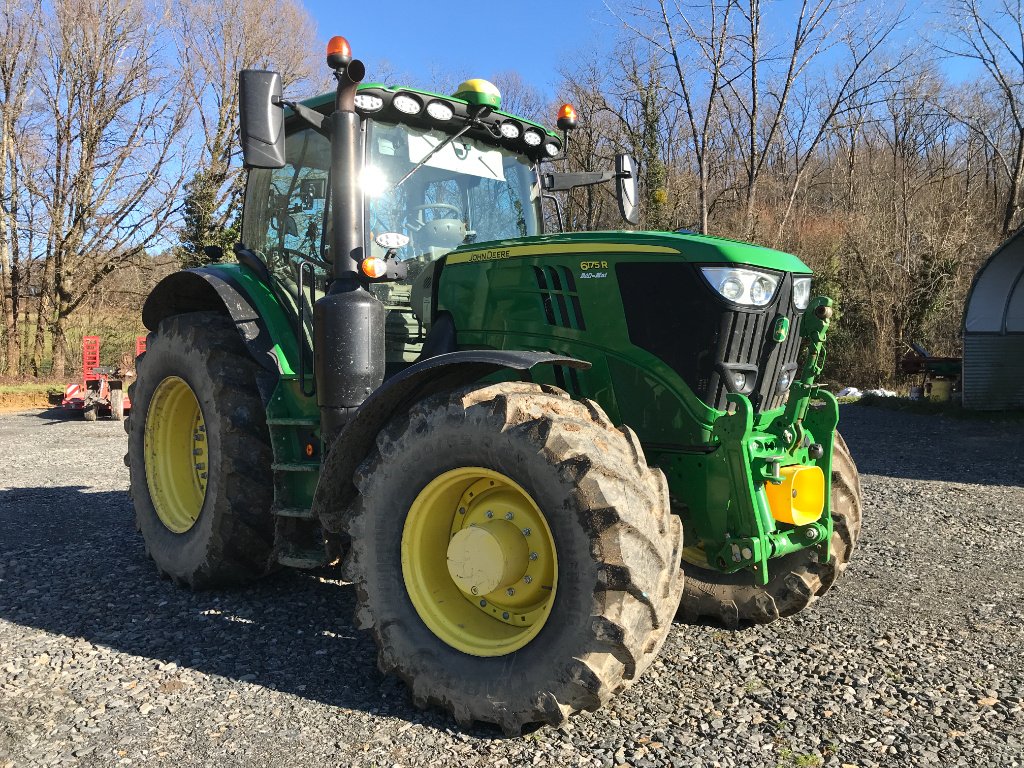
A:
436 230 837 581
210 227 838 581
221 85 840 580
201 263 302 375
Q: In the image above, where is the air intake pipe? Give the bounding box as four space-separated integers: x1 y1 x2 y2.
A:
314 54 386 443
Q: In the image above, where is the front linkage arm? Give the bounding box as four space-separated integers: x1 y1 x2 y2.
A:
704 296 839 585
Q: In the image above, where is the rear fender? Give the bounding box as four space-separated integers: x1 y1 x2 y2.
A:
142 264 299 375
311 350 590 533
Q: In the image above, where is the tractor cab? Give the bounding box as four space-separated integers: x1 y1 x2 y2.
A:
238 76 563 374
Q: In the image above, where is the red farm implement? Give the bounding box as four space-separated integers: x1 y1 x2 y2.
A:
61 335 146 421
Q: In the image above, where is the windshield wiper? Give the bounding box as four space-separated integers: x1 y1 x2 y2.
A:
386 106 493 193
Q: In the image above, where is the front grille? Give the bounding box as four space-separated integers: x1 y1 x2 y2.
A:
617 262 804 412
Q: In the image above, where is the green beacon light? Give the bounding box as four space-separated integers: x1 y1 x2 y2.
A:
453 79 502 110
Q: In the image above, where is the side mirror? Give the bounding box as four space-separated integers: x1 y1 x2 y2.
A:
239 70 285 169
615 154 639 225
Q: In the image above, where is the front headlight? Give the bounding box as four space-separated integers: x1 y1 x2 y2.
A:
701 267 780 307
792 276 812 310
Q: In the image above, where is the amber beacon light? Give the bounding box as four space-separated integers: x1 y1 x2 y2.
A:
556 103 578 131
327 36 352 69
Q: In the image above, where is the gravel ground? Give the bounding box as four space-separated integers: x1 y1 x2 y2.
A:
0 404 1022 768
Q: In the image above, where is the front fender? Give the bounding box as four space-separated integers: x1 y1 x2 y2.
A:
142 264 299 375
311 350 590 533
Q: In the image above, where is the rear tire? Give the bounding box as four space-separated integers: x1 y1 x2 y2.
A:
676 432 862 627
126 311 275 588
346 382 684 734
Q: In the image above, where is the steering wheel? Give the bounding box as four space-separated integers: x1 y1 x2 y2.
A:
265 247 329 272
404 203 463 232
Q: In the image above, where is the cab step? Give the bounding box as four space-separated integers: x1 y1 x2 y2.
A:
271 462 319 472
277 549 327 569
266 417 320 427
273 506 315 519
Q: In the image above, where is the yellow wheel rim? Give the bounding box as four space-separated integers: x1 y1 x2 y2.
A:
144 376 208 534
402 467 558 657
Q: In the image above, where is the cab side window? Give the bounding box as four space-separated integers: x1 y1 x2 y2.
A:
242 126 331 290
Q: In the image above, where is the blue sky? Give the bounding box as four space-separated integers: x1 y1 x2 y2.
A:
303 0 979 102
302 0 617 98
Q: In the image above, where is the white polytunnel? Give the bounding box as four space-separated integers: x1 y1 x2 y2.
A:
962 230 1024 409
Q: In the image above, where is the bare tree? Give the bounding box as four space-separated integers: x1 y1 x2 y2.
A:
32 0 189 378
0 0 41 375
613 0 739 233
944 0 1024 236
769 4 909 244
491 70 547 123
726 0 850 239
170 0 321 266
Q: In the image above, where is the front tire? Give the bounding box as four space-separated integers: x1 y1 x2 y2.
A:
345 382 683 734
126 311 274 588
676 432 862 627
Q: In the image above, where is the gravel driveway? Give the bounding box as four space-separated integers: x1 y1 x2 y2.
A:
0 405 1022 768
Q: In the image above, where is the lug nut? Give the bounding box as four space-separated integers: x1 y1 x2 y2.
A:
458 506 466 515
522 528 531 537
506 588 515 596
485 510 493 519
479 599 487 607
529 552 538 561
505 511 514 520
523 575 533 584
502 612 510 620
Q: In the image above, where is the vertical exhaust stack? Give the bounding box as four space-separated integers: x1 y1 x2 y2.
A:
314 37 386 443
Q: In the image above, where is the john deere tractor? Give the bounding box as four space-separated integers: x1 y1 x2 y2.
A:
127 37 861 734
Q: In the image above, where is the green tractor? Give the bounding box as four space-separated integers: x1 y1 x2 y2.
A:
127 37 861 734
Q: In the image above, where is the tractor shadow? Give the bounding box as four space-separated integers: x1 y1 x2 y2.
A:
837 405 1023 487
0 485 489 735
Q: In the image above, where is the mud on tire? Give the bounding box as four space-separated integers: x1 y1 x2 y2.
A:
126 311 275 588
345 381 684 735
677 432 862 628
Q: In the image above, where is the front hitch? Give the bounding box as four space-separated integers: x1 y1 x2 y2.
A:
701 296 839 584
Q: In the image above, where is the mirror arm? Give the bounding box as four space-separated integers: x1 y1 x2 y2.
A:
541 171 616 192
542 193 565 233
274 97 328 136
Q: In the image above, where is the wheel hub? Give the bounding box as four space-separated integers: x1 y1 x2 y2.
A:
446 520 529 596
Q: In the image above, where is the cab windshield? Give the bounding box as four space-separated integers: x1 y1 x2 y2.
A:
364 121 541 261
